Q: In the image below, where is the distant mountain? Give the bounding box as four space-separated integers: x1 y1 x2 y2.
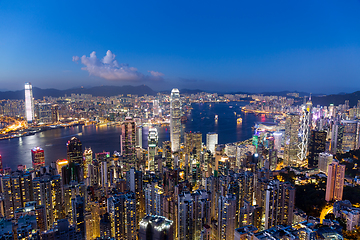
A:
311 91 360 107
260 91 310 97
0 85 156 100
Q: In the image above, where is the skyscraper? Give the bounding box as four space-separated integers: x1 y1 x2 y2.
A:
170 89 181 152
218 194 236 240
307 130 327 168
51 104 60 123
206 132 218 154
184 131 202 160
283 113 300 167
148 128 158 171
67 137 83 167
325 160 345 202
341 120 360 152
0 154 3 174
31 147 45 170
139 215 173 240
122 117 136 168
83 148 93 179
24 82 35 123
318 152 334 174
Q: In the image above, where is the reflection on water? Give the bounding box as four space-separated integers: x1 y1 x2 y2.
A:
0 102 272 170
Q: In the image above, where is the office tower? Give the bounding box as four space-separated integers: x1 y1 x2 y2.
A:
144 182 163 216
185 131 202 160
83 148 92 179
107 193 137 240
51 104 60 123
24 82 35 123
206 132 218 154
136 125 143 148
341 120 360 152
218 194 236 240
298 105 311 162
273 132 283 151
148 128 158 171
55 159 68 175
170 88 181 152
283 113 300 166
139 215 173 240
308 130 327 168
101 160 107 189
31 147 45 170
318 153 334 174
331 123 344 154
122 117 136 168
260 180 295 230
325 160 345 202
67 137 83 168
153 99 160 116
0 154 3 174
72 196 85 239
36 103 52 123
61 162 83 185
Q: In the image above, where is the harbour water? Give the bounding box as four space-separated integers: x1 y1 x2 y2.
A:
0 102 272 169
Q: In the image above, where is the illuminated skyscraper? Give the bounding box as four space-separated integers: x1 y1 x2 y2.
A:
139 215 173 240
218 194 236 240
341 120 360 152
83 148 93 179
36 103 52 123
144 182 163 216
51 104 60 123
31 147 45 170
325 160 345 202
283 113 300 167
122 117 136 168
148 128 158 171
184 131 202 160
206 132 218 154
170 89 181 152
67 137 83 167
24 82 35 123
307 130 327 168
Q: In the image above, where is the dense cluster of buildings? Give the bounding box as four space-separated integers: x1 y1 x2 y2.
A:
1 85 360 239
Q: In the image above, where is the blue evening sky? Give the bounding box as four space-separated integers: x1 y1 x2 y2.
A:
1 0 360 93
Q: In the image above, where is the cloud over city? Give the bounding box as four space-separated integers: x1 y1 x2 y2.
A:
73 50 164 82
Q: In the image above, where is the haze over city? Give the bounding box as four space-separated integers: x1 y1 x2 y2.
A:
1 1 360 93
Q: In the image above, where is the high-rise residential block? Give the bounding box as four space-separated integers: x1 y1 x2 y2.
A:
325 160 345 202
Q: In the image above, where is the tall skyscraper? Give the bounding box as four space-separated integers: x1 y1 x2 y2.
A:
51 104 60 123
170 89 181 152
283 113 300 167
24 82 35 123
72 196 85 239
325 160 345 202
83 147 93 179
67 137 83 167
122 117 136 168
148 128 158 171
206 132 218 154
307 130 327 168
341 120 360 152
218 194 237 240
139 215 173 240
31 147 45 170
184 131 202 160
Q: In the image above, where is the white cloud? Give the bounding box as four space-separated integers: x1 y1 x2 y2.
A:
148 70 164 77
73 50 146 81
72 56 80 62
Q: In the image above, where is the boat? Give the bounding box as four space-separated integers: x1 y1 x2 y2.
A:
237 117 243 124
215 115 218 120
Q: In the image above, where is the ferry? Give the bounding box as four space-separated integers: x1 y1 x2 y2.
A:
237 117 243 124
215 115 218 120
